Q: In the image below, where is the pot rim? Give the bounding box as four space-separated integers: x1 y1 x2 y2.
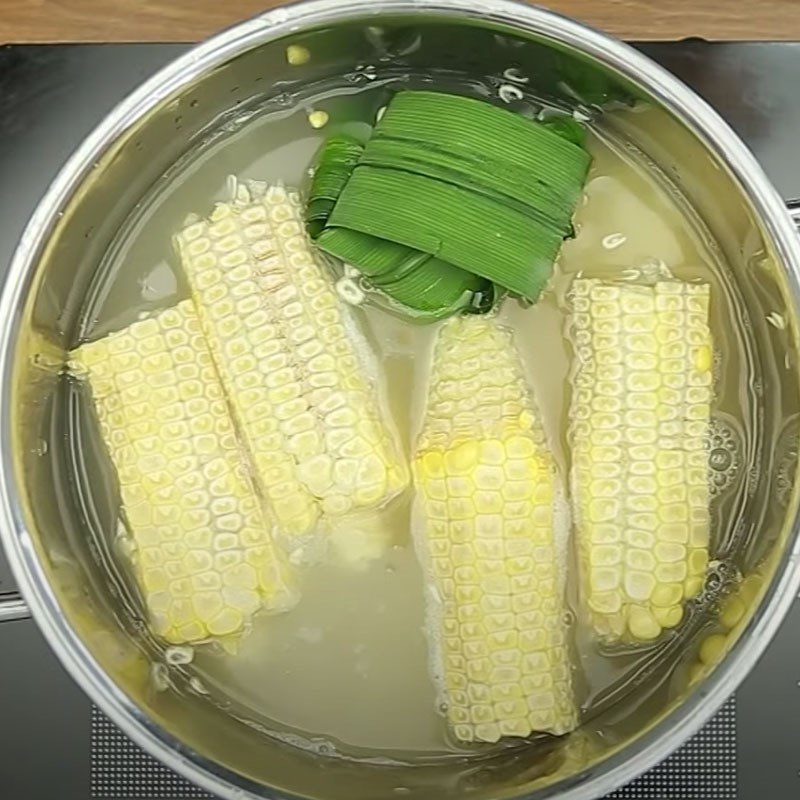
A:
1 2 799 798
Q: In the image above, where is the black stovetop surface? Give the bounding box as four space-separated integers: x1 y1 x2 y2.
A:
0 41 799 800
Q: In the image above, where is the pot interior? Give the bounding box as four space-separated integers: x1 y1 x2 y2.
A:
8 5 800 799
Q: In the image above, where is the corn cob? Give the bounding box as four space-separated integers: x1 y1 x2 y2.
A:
413 314 576 743
71 300 297 644
176 183 408 546
570 278 712 642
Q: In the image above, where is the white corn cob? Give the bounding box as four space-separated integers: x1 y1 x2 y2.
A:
71 300 297 644
175 183 408 545
413 314 575 743
570 278 712 642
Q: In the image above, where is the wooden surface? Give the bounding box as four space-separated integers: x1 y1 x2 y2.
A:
0 0 799 44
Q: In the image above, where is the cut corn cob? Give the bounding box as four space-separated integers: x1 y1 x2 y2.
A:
176 182 407 546
70 300 297 644
570 278 712 642
413 314 576 743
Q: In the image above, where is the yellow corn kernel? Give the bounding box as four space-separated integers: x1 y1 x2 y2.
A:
70 301 297 644
286 44 311 66
570 278 712 642
307 109 330 129
699 633 727 665
414 315 575 742
719 594 746 631
175 183 408 546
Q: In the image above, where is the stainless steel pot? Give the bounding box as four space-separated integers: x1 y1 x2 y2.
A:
1 1 799 797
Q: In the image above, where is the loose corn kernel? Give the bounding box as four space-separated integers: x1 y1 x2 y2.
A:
699 633 727 665
286 44 311 66
719 594 746 631
307 110 329 129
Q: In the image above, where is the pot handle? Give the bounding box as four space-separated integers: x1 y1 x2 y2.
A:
0 590 30 622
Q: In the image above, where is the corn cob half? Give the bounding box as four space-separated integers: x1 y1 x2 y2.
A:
570 278 712 642
413 314 576 743
176 183 408 546
71 300 297 644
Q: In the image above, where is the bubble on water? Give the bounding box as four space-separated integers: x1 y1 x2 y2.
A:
697 560 741 605
602 232 626 250
708 414 743 499
33 438 48 456
314 741 335 756
165 645 194 665
345 64 379 85
502 67 529 84
498 84 524 103
708 447 732 472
